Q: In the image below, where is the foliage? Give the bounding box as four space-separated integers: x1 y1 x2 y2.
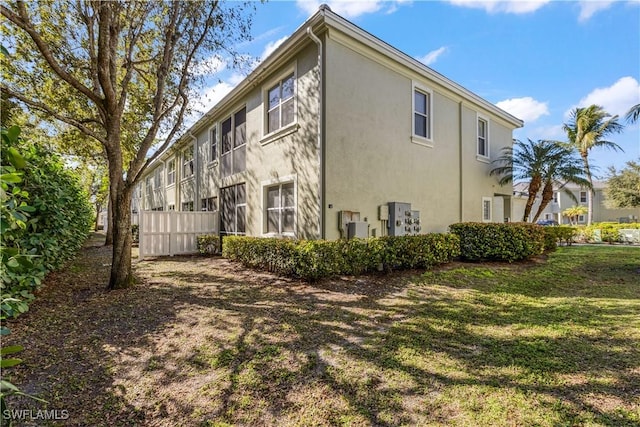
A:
222 234 461 281
449 222 545 262
1 125 92 315
1 1 255 289
561 205 587 226
542 226 577 251
605 160 640 208
575 222 640 244
197 234 220 256
563 105 624 225
626 103 640 124
490 139 587 222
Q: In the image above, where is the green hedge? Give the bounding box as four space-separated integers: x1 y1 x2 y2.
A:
542 226 577 251
222 234 460 281
197 234 221 256
575 222 640 243
449 222 545 262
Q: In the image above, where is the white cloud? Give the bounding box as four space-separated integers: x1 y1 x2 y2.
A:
416 46 448 66
296 1 408 18
496 97 549 123
578 1 614 22
448 0 550 14
261 36 288 60
567 76 640 118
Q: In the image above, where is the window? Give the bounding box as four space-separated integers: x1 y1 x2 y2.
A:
167 159 175 185
553 191 558 203
181 201 194 212
183 145 194 178
578 214 585 223
153 167 162 188
145 176 152 197
209 126 218 163
482 197 492 222
201 197 217 212
477 117 488 157
265 182 295 235
221 183 246 236
221 107 247 177
580 191 587 203
545 213 552 220
267 73 295 134
413 87 432 141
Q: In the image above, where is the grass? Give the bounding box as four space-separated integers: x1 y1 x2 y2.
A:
4 241 639 426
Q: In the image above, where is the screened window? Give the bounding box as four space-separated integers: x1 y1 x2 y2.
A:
183 145 194 178
482 197 492 222
267 73 295 133
477 118 488 157
221 107 247 178
209 126 218 163
413 89 431 139
266 182 295 235
221 183 246 236
167 159 175 185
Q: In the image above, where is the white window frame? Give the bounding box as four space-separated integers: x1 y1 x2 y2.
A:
261 175 297 237
167 159 176 186
579 191 587 203
201 196 217 212
220 107 247 178
208 124 218 165
411 82 434 147
482 197 492 223
578 214 586 223
153 167 162 188
476 114 489 161
262 64 298 143
182 145 194 179
553 191 559 204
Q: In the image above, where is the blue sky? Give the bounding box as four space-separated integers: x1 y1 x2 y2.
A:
193 0 640 175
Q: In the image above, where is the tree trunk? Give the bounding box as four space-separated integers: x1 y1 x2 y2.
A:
94 202 102 231
581 153 594 226
532 180 554 223
523 176 542 222
105 197 114 245
108 178 134 289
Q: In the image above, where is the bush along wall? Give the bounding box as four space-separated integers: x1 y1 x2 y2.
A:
449 222 545 262
1 126 93 318
222 233 460 281
542 226 577 251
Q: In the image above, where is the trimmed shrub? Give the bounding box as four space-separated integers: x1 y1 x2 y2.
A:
449 222 545 262
542 226 577 251
197 234 220 256
222 233 460 281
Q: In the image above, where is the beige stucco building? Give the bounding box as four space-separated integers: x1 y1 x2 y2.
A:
135 6 523 240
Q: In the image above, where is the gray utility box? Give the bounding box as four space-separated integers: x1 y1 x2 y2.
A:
388 202 412 236
347 221 369 239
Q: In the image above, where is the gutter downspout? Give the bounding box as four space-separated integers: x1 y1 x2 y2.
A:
188 132 199 211
307 26 324 239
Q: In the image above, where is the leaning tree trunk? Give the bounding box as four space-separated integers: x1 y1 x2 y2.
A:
523 175 542 222
108 178 134 289
532 180 554 223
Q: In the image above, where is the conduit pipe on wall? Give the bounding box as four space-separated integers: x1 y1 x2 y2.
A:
307 26 324 239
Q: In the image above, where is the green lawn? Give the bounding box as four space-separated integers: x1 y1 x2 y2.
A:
6 244 640 426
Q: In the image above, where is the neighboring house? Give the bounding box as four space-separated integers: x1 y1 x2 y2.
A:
134 5 523 240
515 182 640 224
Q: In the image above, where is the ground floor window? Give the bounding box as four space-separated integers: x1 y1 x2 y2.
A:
482 197 492 222
201 197 217 212
182 201 194 212
265 182 295 235
221 183 246 235
578 214 586 223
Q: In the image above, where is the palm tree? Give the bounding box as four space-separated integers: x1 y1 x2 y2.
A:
563 105 624 225
626 104 640 124
491 139 585 222
562 205 588 225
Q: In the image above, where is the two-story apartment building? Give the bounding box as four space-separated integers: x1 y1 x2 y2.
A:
134 5 523 240
534 182 640 224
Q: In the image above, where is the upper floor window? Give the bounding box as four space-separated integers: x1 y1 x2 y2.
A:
553 191 558 203
145 176 152 196
153 167 162 188
183 145 194 178
167 159 175 185
412 85 433 144
209 126 218 163
477 117 488 158
580 191 587 203
267 73 295 134
221 107 246 178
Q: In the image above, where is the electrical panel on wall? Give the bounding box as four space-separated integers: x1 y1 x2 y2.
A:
387 202 421 236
